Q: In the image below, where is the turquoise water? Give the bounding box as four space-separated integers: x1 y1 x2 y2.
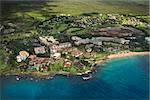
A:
1 55 149 100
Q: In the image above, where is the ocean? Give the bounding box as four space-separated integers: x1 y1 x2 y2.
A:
0 55 149 100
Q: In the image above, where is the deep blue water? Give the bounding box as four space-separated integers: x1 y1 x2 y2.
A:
1 55 149 100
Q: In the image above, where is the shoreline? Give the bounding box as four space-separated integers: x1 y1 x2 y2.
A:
0 51 149 80
95 51 149 66
107 51 150 60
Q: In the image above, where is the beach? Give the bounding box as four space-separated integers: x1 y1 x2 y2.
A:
107 52 150 60
94 51 150 66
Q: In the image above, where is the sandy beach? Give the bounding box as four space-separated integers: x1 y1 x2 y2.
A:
107 52 150 60
94 51 149 66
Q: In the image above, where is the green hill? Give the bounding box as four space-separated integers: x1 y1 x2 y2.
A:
1 0 149 20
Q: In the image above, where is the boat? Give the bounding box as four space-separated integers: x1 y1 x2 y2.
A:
82 74 92 80
16 77 20 81
30 78 33 80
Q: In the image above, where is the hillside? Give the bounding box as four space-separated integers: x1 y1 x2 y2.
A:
1 0 149 20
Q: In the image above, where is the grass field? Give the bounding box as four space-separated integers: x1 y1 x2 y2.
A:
1 0 149 21
49 0 149 15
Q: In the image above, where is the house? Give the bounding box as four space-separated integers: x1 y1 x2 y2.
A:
34 46 46 54
16 50 29 62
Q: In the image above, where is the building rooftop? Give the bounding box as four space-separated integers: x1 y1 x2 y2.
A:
19 50 29 57
34 46 46 54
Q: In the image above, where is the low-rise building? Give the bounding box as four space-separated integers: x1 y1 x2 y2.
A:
91 38 102 46
39 36 52 46
16 50 29 62
50 45 60 53
16 55 22 62
50 42 72 53
45 36 59 44
59 42 72 48
34 46 46 54
28 55 53 71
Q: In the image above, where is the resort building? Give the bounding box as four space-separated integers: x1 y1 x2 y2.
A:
34 46 46 54
44 36 59 44
50 42 72 53
90 26 144 37
50 45 59 53
91 38 102 46
93 37 130 44
16 55 22 62
71 36 82 41
16 50 29 62
28 55 53 71
59 42 72 49
74 38 90 45
39 36 52 46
